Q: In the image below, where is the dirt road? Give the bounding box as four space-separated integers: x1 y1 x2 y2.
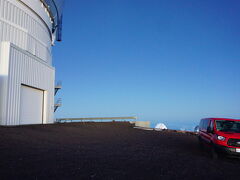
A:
0 122 240 179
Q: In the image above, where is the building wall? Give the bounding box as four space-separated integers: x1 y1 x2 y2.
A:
0 0 52 63
0 0 56 125
0 42 54 125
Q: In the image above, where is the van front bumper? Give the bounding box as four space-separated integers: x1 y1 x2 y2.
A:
214 144 240 156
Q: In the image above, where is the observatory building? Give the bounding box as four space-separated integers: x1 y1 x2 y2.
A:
0 0 64 125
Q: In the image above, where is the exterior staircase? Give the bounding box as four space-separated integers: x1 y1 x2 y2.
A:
54 81 62 112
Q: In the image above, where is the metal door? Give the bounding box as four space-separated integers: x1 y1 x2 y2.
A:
20 85 44 125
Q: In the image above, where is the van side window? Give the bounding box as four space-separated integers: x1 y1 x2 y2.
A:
199 119 210 131
199 120 204 130
203 119 209 130
209 120 214 131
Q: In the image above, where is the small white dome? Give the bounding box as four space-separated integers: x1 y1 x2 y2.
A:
155 123 168 130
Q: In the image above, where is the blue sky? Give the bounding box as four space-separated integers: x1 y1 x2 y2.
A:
53 0 240 129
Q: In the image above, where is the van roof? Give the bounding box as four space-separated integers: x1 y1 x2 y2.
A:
202 118 240 121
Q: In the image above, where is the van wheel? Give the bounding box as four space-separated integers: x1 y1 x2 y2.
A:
211 145 218 159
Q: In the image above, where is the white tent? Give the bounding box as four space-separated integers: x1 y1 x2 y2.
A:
155 123 168 131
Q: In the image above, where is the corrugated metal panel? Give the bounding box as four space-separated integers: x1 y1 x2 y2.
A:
0 42 55 125
20 0 53 29
0 0 52 63
0 0 57 125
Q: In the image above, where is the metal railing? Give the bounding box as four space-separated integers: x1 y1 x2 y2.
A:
56 116 138 123
54 98 62 112
55 81 62 95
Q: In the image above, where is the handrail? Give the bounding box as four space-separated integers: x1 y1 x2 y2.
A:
56 116 137 123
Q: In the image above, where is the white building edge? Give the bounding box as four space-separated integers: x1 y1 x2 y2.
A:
0 0 63 125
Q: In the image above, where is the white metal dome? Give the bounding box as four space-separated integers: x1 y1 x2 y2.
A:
155 123 168 131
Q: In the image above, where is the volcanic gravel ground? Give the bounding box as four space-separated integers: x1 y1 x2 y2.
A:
0 122 240 180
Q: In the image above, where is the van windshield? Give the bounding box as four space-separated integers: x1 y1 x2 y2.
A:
216 120 240 133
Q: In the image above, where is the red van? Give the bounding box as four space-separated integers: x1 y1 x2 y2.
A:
198 118 240 158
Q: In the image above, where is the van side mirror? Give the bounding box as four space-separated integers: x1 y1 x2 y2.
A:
207 127 213 133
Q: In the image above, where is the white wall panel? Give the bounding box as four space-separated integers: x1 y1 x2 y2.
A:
0 42 10 125
0 0 57 126
0 42 55 125
0 0 52 63
20 0 52 29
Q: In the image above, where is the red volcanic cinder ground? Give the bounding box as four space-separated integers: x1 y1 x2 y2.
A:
0 122 240 179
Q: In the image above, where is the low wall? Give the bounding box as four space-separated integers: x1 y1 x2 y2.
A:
130 121 150 128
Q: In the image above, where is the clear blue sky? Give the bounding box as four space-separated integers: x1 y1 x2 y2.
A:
53 0 240 130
